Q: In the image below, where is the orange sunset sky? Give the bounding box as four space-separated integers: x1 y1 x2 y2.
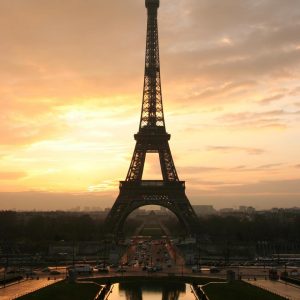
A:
0 0 300 210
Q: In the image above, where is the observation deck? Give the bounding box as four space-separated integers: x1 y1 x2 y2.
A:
120 180 185 190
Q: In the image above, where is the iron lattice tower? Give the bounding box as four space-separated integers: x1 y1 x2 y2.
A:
105 0 198 235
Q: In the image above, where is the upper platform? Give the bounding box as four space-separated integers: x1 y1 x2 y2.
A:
145 0 159 8
134 126 170 141
120 180 185 190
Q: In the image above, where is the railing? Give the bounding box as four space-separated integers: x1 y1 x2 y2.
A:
141 181 165 187
120 180 185 188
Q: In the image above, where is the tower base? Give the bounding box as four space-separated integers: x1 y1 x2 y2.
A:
105 180 198 236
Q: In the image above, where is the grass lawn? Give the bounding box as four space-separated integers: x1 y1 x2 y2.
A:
18 280 100 300
140 227 164 236
203 281 286 300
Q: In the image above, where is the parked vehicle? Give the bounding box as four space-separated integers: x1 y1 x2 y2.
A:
269 268 279 280
98 267 109 273
68 264 93 274
210 267 220 273
192 265 201 273
147 266 155 272
117 266 126 273
41 267 50 273
290 269 298 276
154 265 163 271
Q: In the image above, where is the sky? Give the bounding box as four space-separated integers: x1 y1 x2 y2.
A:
0 0 300 211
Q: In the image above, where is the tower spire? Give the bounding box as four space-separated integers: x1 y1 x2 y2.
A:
125 0 178 182
140 0 164 129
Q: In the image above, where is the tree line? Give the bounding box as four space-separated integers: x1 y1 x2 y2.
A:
1 210 299 245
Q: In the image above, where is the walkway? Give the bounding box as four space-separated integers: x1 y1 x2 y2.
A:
0 278 62 300
247 279 300 300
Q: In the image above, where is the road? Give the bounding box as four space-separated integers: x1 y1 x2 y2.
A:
118 237 297 279
120 237 186 272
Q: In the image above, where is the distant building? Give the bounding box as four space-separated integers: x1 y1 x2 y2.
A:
128 208 146 217
239 206 256 214
219 208 235 213
193 205 216 216
49 242 78 256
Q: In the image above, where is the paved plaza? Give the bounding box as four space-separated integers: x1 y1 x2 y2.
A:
0 278 62 300
248 279 300 300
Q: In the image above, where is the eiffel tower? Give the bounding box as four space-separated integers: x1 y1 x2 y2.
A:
105 0 198 235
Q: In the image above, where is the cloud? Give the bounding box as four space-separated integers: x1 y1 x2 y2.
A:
178 166 223 174
186 178 243 190
0 172 27 180
0 191 114 211
162 0 300 81
179 163 284 175
189 81 256 100
289 86 300 96
187 178 300 208
217 178 300 195
0 0 145 100
255 163 283 170
87 180 118 192
179 80 258 108
0 112 68 146
259 94 285 104
1 0 300 108
219 110 300 122
216 109 300 129
206 146 265 155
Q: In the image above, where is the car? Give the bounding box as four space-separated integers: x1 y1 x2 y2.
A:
155 265 163 271
210 267 220 273
192 265 201 273
109 264 118 269
290 269 298 276
117 267 126 273
68 264 93 274
98 267 109 273
147 266 155 272
41 267 50 273
27 271 37 276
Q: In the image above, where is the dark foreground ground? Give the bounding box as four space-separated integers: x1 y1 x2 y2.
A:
204 281 286 300
18 281 100 300
17 279 287 300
